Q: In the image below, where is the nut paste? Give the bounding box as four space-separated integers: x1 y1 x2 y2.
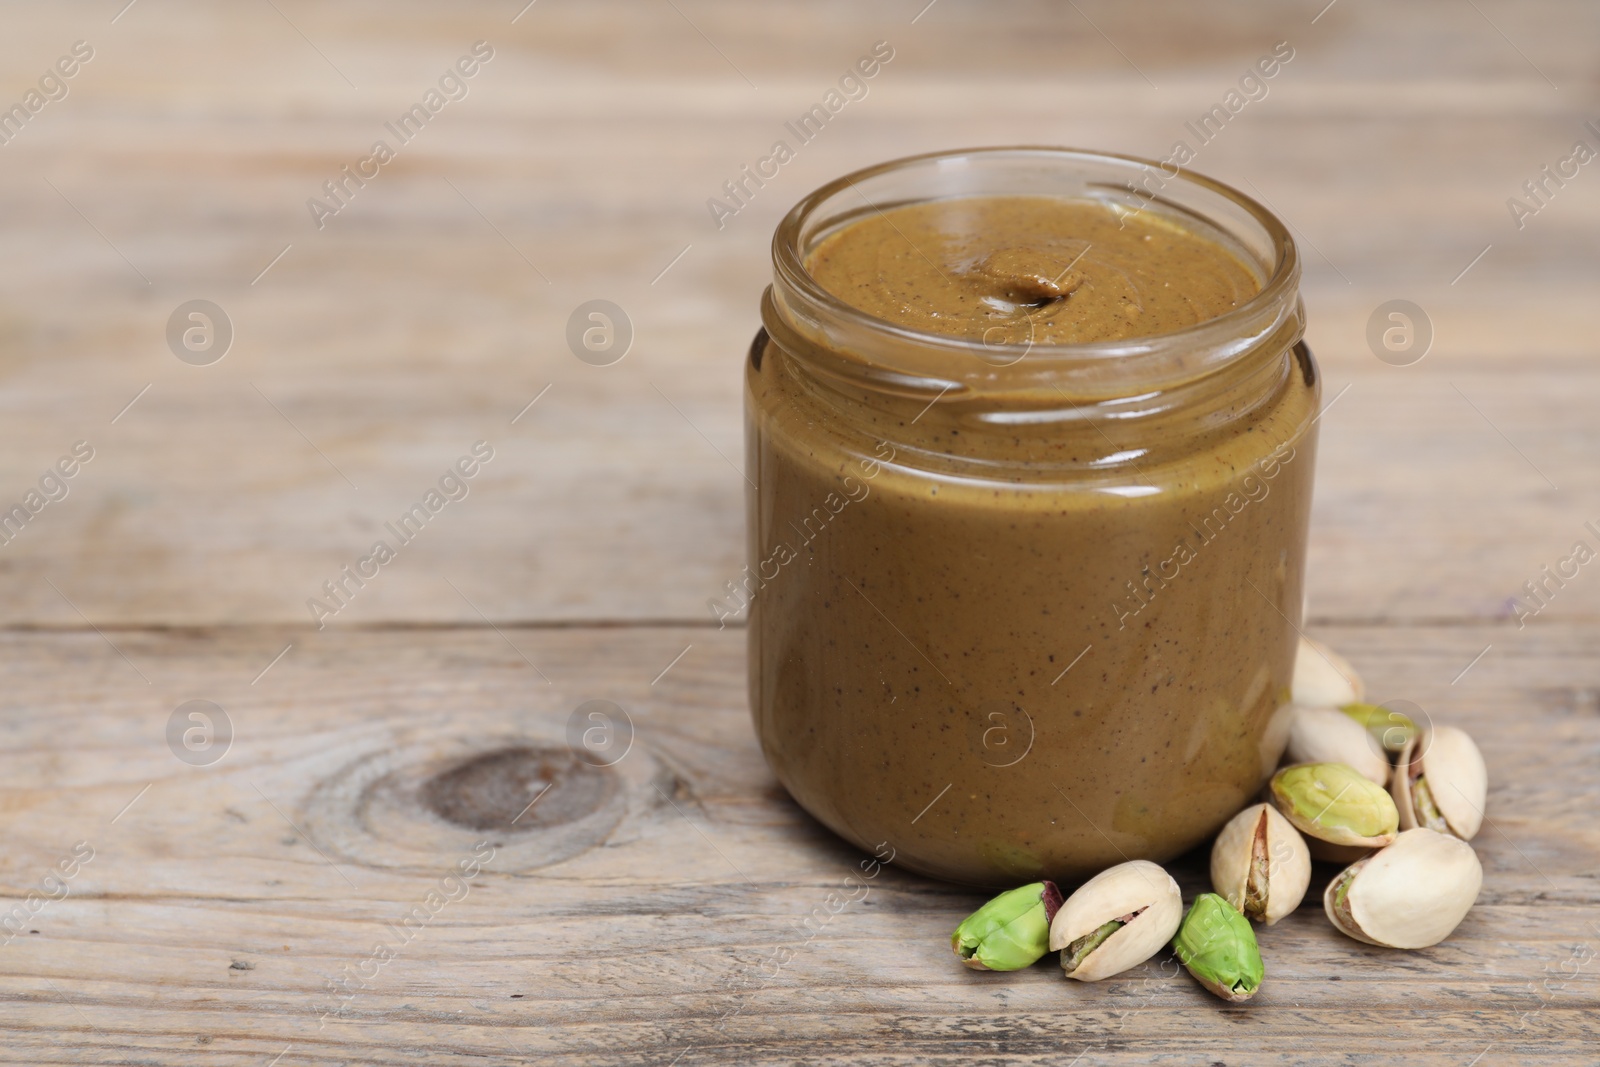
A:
745 150 1318 885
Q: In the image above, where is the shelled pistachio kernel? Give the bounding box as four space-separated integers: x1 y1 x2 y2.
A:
1269 762 1398 848
951 881 1063 971
1173 893 1264 1002
1340 701 1418 755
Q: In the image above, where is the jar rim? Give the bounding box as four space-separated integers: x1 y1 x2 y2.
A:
769 146 1302 397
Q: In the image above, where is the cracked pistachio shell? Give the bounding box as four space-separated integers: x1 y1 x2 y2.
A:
1270 762 1399 848
1323 828 1482 949
1392 726 1487 841
1285 706 1390 785
1210 803 1311 925
1048 860 1183 982
1292 637 1365 708
1172 893 1264 1002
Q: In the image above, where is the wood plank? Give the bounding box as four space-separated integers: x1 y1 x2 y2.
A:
0 622 1594 1063
0 1 1597 626
2 1 1598 1062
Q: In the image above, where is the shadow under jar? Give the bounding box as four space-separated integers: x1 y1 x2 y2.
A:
744 147 1318 887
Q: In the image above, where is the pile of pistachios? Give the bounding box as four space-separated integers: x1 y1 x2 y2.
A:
951 636 1488 1002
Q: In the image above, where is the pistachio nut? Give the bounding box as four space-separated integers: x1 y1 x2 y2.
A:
1172 893 1264 1002
1048 860 1183 982
1210 803 1311 925
1391 726 1487 841
1284 706 1390 785
1269 762 1398 848
1323 828 1483 949
1292 636 1365 708
1340 701 1419 754
951 881 1064 971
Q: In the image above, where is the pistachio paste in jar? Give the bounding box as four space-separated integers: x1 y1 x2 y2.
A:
804 196 1259 345
745 149 1318 886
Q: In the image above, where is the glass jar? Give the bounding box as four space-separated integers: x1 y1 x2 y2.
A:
744 147 1317 886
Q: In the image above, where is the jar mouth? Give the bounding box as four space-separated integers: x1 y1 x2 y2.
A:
769 146 1302 399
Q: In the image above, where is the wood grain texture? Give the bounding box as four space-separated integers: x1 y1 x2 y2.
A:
0 0 1597 1063
0 0 1596 626
0 624 1597 1065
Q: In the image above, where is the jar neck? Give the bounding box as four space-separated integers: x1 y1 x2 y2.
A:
761 284 1307 478
762 148 1306 477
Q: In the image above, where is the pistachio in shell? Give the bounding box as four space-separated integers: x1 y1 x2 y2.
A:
1340 701 1419 754
1172 893 1264 1002
1292 636 1364 708
1391 726 1487 841
1284 706 1390 785
1048 860 1183 982
1323 828 1482 949
1269 762 1398 848
1210 803 1311 925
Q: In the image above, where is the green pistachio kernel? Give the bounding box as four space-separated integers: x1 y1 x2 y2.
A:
1411 774 1450 833
1340 702 1417 754
952 881 1062 971
1172 893 1264 1003
1271 762 1400 846
1060 919 1122 975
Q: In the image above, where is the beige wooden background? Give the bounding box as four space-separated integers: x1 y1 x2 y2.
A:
0 1 1595 1064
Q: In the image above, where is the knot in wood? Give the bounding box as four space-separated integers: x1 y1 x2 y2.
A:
420 745 612 832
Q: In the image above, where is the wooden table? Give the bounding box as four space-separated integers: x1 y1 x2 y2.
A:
2 1 1596 1063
